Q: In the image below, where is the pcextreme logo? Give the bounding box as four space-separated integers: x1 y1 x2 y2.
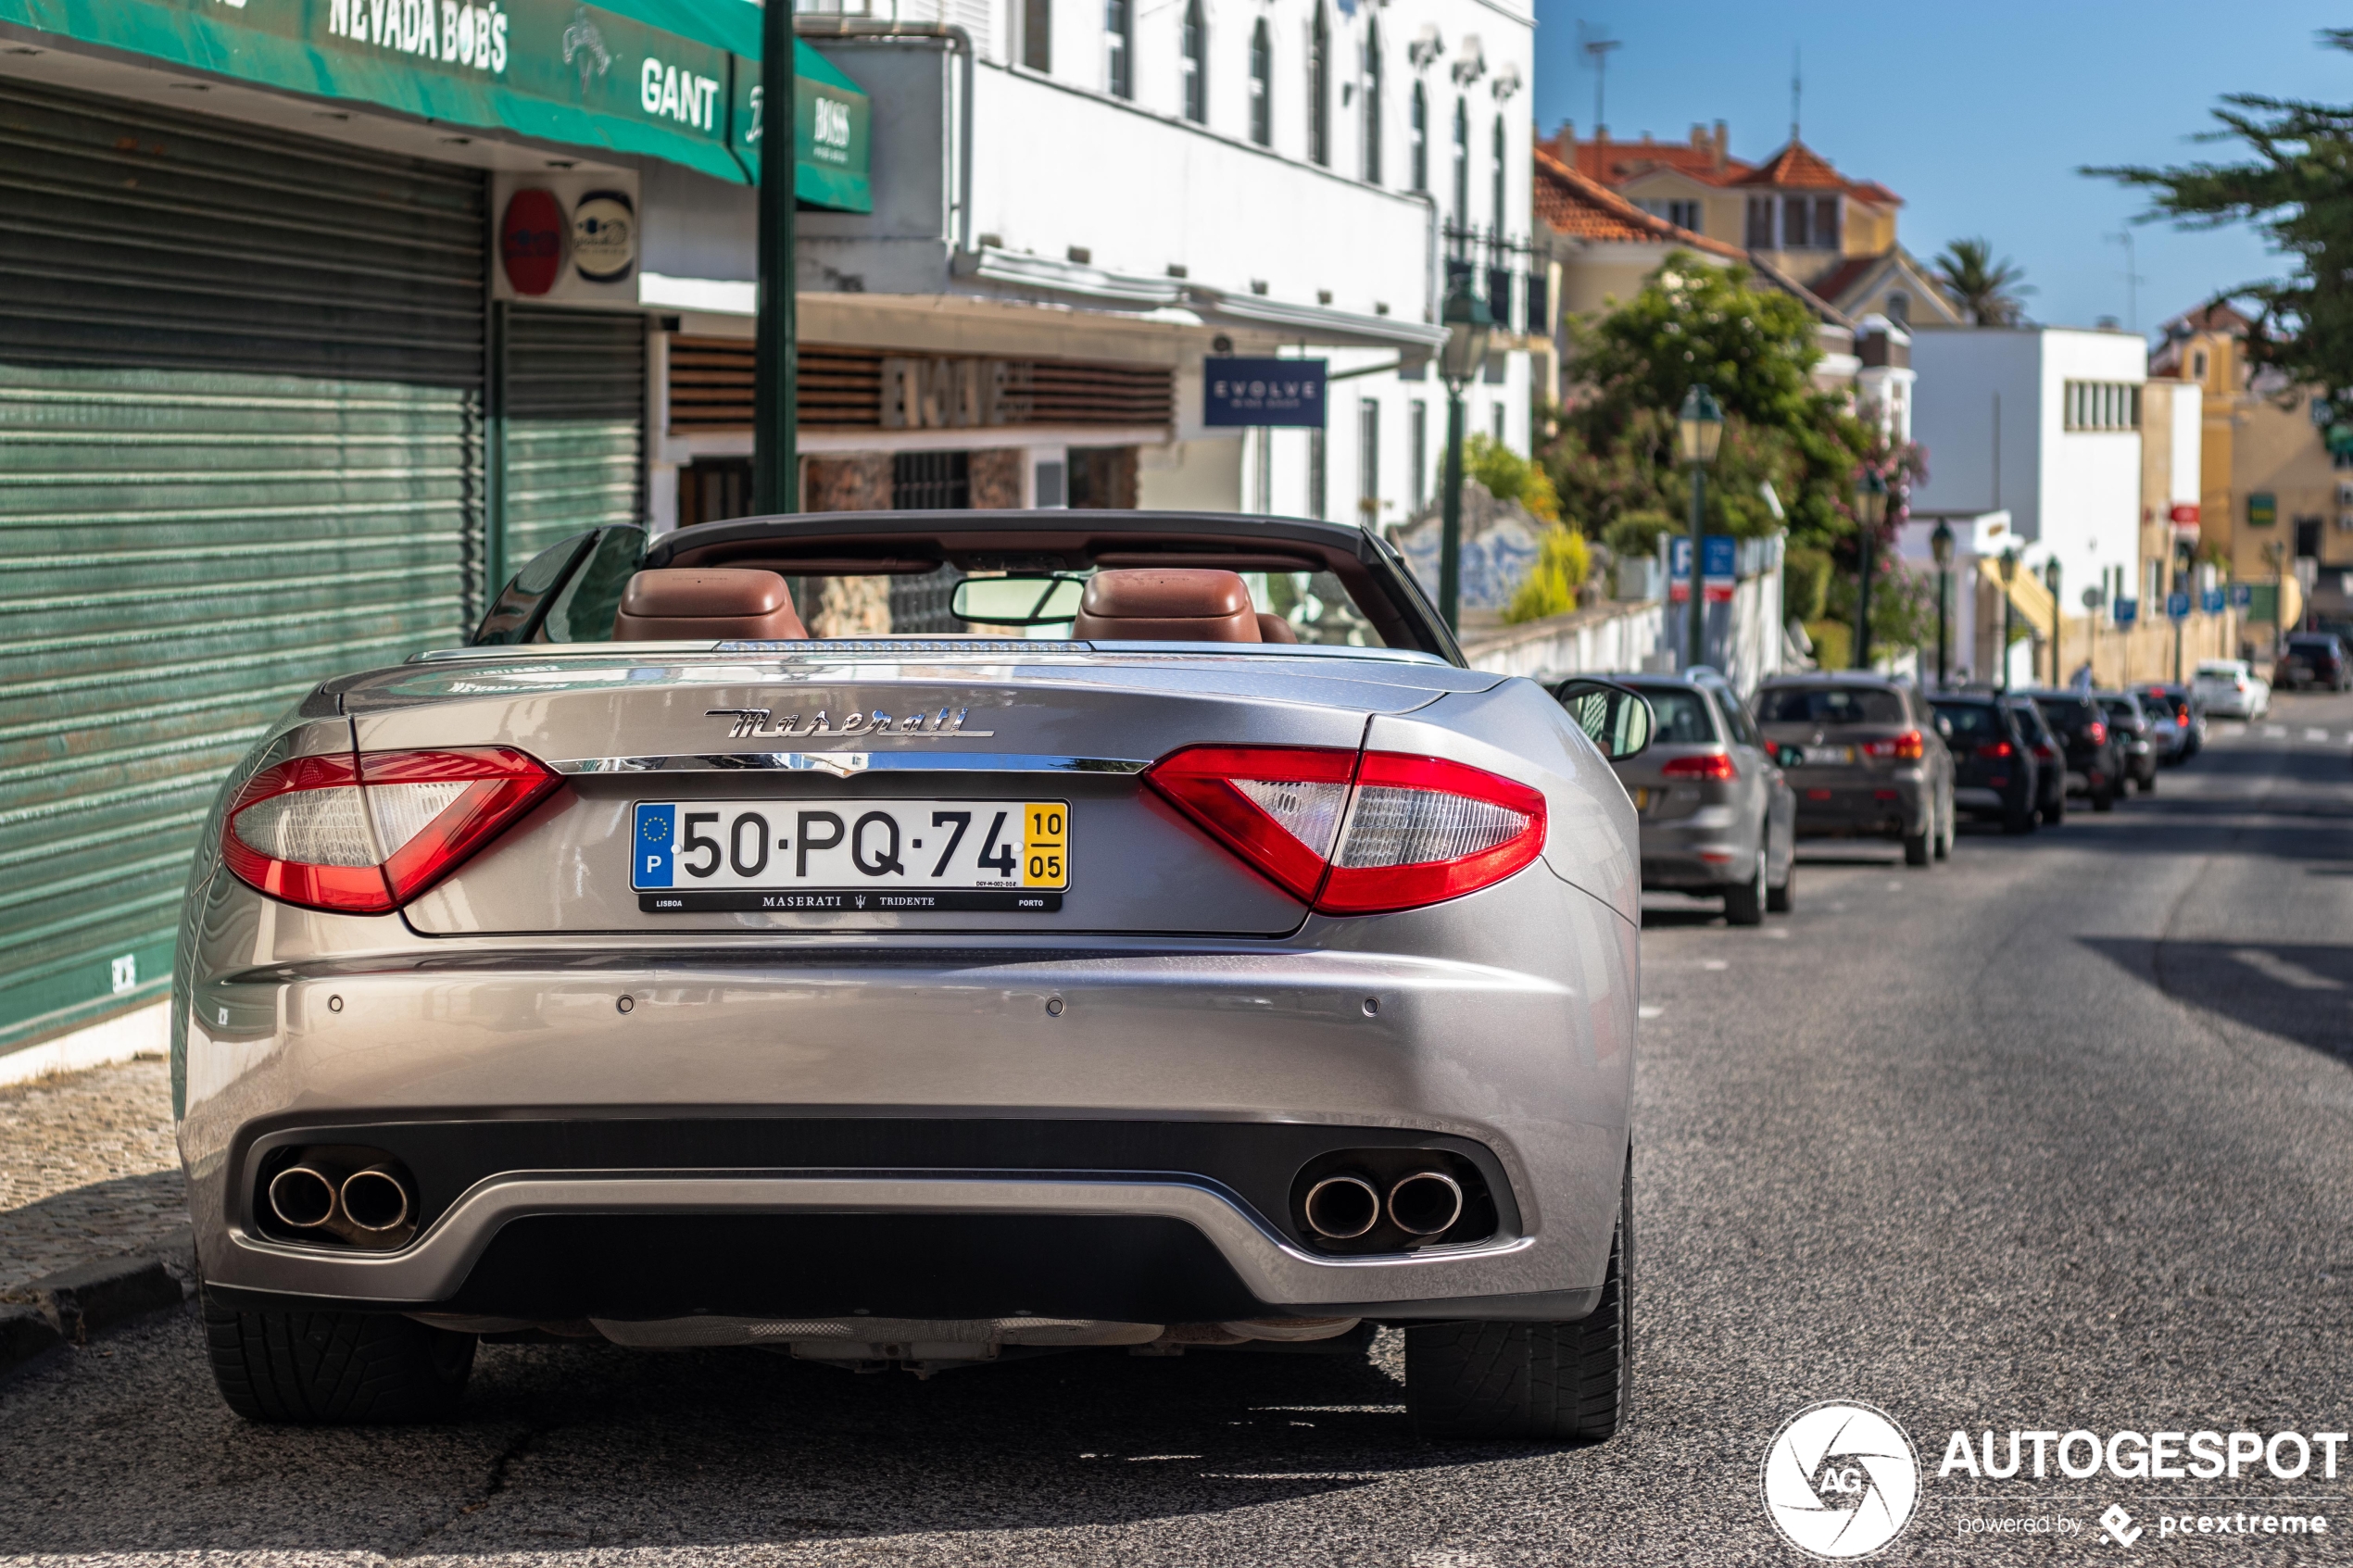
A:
1762 1401 1922 1559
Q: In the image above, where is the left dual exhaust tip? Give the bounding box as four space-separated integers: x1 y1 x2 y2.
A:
262 1151 416 1248
1301 1168 1466 1242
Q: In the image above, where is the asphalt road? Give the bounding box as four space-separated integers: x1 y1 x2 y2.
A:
5 696 2351 1566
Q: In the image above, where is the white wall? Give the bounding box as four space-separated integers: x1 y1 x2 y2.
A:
2169 379 2202 505
2036 329 2145 602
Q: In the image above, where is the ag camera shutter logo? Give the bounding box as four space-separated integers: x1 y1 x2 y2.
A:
1761 1401 1920 1559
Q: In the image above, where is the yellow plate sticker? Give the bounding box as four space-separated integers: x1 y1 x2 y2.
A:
1632 787 1651 810
1022 801 1068 888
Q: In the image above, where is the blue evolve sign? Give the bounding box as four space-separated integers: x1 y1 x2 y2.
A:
1204 358 1327 427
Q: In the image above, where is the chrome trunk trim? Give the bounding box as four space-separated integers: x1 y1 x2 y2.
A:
551 752 1150 776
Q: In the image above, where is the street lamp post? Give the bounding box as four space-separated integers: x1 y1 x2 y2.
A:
2045 558 2063 685
751 0 799 516
1676 384 1724 671
1436 283 1499 632
1930 519 1955 687
2265 539 2288 659
1853 470 1888 670
1997 546 2020 692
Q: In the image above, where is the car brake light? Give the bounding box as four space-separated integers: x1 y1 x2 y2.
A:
2086 721 2108 745
1659 752 1738 781
1975 740 2014 759
1146 745 1546 915
221 747 560 914
1861 730 1925 761
2034 743 2057 760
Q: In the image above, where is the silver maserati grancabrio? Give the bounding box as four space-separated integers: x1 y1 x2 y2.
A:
174 508 1653 1440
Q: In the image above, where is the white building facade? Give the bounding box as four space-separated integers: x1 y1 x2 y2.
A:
644 0 1534 533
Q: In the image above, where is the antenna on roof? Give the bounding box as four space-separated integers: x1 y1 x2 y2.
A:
1577 22 1621 137
1790 44 1802 142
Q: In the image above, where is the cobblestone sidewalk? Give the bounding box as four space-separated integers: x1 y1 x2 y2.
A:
0 1058 183 1298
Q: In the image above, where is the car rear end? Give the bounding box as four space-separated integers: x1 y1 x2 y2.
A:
2098 693 2158 789
1931 696 2034 830
2006 698 2068 821
2193 662 2259 719
2030 692 2120 807
2136 684 2188 762
1755 679 1933 845
2275 635 2347 692
175 644 1638 1378
1607 680 1755 896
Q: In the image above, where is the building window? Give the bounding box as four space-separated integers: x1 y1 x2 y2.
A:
1105 0 1132 97
1639 198 1701 231
1308 428 1327 519
1781 195 1810 249
1813 195 1839 250
1491 116 1505 233
1358 397 1381 521
1181 0 1205 121
2192 348 2208 381
1886 291 1910 326
1307 4 1330 166
1023 0 1051 71
1452 98 1468 230
1409 82 1428 192
1361 19 1382 183
1491 403 1505 445
2062 380 2141 432
1249 19 1271 145
1745 196 1773 248
1409 400 1428 508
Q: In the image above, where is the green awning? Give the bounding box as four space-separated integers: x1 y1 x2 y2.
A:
0 0 871 209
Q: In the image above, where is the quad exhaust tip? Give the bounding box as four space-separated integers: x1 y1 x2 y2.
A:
1301 1174 1382 1240
1386 1170 1466 1237
340 1165 413 1233
266 1165 338 1229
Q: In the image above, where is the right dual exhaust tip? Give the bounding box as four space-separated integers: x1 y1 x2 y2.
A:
266 1160 415 1243
1302 1170 1465 1242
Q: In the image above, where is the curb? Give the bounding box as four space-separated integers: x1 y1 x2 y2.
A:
0 1226 195 1384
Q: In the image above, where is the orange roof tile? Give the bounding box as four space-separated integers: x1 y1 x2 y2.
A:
1532 150 1749 261
1553 133 1752 188
1735 140 1848 191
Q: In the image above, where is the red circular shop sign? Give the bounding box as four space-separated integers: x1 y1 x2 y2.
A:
499 188 564 295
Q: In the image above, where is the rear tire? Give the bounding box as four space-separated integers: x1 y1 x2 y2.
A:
1768 859 1794 913
2002 801 2037 834
1902 824 1931 865
2136 771 2156 795
204 1292 475 1424
2042 795 2066 826
1724 848 1767 926
2093 783 2117 813
1406 1152 1629 1444
1934 802 1954 859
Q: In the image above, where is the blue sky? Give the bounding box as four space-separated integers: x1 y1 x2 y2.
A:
1529 1 2352 338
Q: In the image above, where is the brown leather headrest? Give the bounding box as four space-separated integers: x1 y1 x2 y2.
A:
612 569 808 641
1254 611 1299 644
1071 569 1262 643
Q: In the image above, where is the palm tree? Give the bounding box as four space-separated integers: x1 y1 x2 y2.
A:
1934 238 2035 326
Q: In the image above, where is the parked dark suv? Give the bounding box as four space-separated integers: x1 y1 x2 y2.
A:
1755 675 1957 865
2006 696 2068 825
2028 690 2125 811
1931 694 2040 834
2095 691 2158 794
2274 633 2350 692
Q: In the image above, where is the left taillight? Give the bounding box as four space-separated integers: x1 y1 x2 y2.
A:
1146 745 1547 916
1862 730 1926 762
221 747 560 913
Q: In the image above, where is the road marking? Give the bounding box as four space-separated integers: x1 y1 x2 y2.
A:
2221 723 2247 737
1638 1004 1665 1019
1761 927 1790 938
2307 728 2331 742
2230 948 2345 990
1886 881 1905 891
2264 724 2288 737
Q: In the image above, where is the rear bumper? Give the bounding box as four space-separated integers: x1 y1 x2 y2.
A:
1791 771 1928 838
1638 810 1755 889
178 884 1635 1324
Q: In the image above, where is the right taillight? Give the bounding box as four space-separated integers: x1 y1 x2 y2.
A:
1976 740 2014 759
1659 752 1739 781
2086 721 2108 745
222 747 560 914
1146 745 1546 915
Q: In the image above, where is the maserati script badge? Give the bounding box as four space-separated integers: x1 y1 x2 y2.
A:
706 707 996 740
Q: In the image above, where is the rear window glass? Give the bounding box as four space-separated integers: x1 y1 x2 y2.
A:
2288 636 2337 653
1631 688 1718 746
2100 698 2138 720
1931 702 2000 739
1758 685 1907 725
2035 699 2100 733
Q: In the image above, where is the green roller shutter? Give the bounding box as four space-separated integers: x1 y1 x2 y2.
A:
0 80 487 1059
503 307 646 567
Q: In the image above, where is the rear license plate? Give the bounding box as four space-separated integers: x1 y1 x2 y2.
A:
1816 746 1857 765
633 798 1069 913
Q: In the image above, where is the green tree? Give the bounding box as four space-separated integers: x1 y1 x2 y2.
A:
1931 238 2034 326
2086 29 2353 400
1462 433 1561 521
1542 252 1872 552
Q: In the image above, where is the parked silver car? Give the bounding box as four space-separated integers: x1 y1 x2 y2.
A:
177 508 1650 1443
1585 671 1796 922
1755 674 1957 866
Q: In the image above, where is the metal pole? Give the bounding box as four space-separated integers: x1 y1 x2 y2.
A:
2000 593 2013 693
1936 566 1949 687
1853 530 1875 670
1439 381 1464 629
483 297 508 612
1687 460 1707 671
753 2 799 516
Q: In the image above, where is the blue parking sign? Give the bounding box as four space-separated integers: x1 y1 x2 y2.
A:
2202 587 2225 614
2112 597 2137 626
2168 592 2192 621
2229 583 2254 608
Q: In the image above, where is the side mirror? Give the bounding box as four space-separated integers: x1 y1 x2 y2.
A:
1770 741 1806 769
1934 714 1954 741
1553 678 1655 761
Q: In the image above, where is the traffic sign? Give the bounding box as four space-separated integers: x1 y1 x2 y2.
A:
2112 597 2137 626
2168 591 2192 621
2229 583 2254 608
2202 587 2226 614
